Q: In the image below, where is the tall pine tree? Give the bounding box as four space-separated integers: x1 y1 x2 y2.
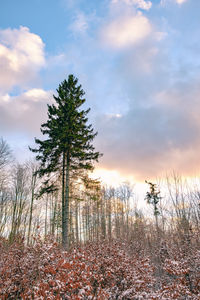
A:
30 75 102 248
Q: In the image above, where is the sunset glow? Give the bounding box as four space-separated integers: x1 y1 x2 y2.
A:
91 168 134 187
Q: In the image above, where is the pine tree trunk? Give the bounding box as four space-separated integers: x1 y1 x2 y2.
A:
62 152 65 245
62 151 70 249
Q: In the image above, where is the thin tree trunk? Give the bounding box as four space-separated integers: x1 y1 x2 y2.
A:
79 202 82 245
63 151 70 249
10 192 18 242
62 151 65 245
27 173 36 245
75 200 79 244
108 197 112 239
45 195 48 237
51 197 57 237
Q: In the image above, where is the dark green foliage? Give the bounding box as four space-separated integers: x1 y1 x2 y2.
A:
30 74 102 247
145 181 161 216
30 74 101 191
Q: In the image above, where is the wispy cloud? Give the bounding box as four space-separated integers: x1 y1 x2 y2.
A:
69 12 89 34
161 0 188 6
111 0 152 10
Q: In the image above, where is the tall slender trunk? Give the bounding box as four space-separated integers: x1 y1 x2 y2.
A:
101 198 106 239
27 173 36 245
45 195 48 237
56 203 61 242
10 192 18 242
62 151 70 249
62 151 65 244
51 198 57 237
16 191 24 236
108 197 112 239
154 203 159 239
79 202 82 244
69 200 74 244
75 200 79 244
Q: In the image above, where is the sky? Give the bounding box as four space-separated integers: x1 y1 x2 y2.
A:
0 0 200 185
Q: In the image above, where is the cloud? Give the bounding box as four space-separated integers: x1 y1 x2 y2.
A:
176 0 187 4
111 0 152 10
0 26 45 93
0 89 52 136
94 5 200 181
88 0 200 181
161 0 188 6
94 76 200 181
0 1 196 180
101 12 152 48
69 12 89 34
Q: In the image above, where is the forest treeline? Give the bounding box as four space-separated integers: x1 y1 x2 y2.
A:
0 135 200 248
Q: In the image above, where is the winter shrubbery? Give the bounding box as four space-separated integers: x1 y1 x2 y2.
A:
0 237 199 299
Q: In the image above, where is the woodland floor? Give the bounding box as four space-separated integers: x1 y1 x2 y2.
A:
0 237 200 299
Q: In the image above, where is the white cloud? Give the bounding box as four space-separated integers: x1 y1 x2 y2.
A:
0 26 45 93
24 88 50 100
112 0 152 10
101 12 152 48
0 89 52 135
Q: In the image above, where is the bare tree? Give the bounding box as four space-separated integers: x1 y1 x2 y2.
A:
27 161 39 244
0 137 12 170
9 164 29 242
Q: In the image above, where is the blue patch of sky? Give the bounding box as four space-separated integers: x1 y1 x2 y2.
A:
0 0 119 100
0 0 108 53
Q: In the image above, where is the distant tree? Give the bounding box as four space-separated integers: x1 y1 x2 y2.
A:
145 181 161 233
0 137 12 170
30 75 102 248
9 163 29 242
27 161 39 245
0 138 12 236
